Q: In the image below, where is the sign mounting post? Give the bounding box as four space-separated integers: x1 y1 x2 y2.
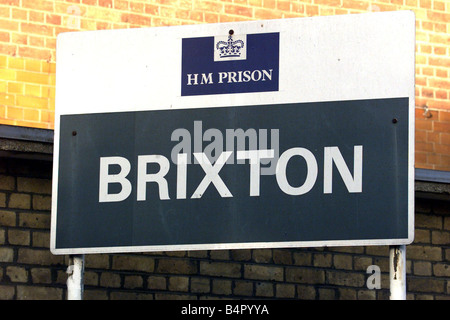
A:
390 245 407 300
66 255 85 300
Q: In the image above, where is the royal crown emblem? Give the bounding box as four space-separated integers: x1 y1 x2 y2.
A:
216 35 245 58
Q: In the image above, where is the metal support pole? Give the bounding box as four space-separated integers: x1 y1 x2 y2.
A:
389 245 406 300
67 255 85 300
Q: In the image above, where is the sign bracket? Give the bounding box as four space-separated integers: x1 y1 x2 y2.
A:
67 255 85 300
389 245 407 300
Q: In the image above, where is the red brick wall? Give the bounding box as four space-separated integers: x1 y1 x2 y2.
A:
0 0 449 171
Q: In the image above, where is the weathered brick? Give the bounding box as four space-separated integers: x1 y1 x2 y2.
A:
6 266 28 282
244 264 283 281
415 213 442 229
444 217 450 231
408 277 445 293
168 276 189 292
121 13 151 25
209 249 229 260
313 253 332 267
31 268 51 284
224 4 253 17
0 192 6 207
154 292 194 300
46 13 62 26
100 272 121 288
365 246 389 257
164 251 186 257
252 249 272 263
431 230 449 245
18 46 52 61
200 261 241 278
147 275 166 290
414 294 434 300
187 250 208 258
293 252 312 266
297 284 316 299
8 193 30 209
85 254 109 269
8 229 30 245
0 175 15 190
276 283 295 298
84 271 99 286
407 245 442 261
83 289 108 300
16 285 62 300
230 249 251 261
32 195 51 211
22 0 54 11
156 258 197 274
0 247 14 262
123 275 143 289
327 271 365 287
273 249 292 265
414 228 431 243
406 259 413 275
433 263 450 277
354 256 372 271
255 282 274 297
17 177 52 194
32 231 50 248
0 210 16 226
99 0 113 8
110 291 153 300
0 285 15 300
212 279 232 295
233 280 253 296
381 273 390 290
338 288 357 300
329 246 364 254
319 288 336 300
190 277 210 293
373 257 389 273
357 289 376 300
377 289 390 300
286 267 325 284
413 261 432 276
17 248 63 265
19 212 50 229
333 254 353 270
112 254 154 273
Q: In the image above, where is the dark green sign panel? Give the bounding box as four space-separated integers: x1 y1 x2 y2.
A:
52 98 412 254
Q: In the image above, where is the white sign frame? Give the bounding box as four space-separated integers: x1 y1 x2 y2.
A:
51 11 415 255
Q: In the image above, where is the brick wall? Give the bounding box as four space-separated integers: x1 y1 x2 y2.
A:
0 0 448 170
0 157 448 300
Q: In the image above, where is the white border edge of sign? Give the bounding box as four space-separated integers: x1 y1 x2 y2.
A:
408 10 416 247
50 11 417 255
50 237 414 255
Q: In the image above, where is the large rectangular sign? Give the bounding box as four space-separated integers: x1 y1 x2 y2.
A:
51 11 415 254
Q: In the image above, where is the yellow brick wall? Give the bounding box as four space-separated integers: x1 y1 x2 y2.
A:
0 55 55 128
0 0 449 170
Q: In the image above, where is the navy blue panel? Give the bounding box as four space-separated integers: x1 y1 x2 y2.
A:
181 33 279 96
55 98 409 250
